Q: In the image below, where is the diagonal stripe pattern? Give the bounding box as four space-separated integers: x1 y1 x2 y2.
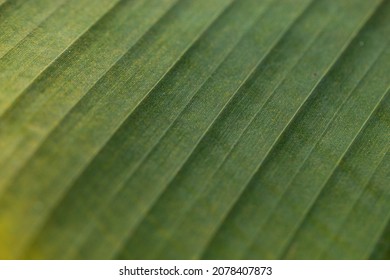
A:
0 0 388 260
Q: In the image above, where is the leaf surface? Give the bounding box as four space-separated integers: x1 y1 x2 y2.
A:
0 0 388 260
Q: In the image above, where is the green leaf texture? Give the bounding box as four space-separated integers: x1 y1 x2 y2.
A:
0 0 389 259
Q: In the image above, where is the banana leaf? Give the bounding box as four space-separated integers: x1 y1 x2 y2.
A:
0 0 389 259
